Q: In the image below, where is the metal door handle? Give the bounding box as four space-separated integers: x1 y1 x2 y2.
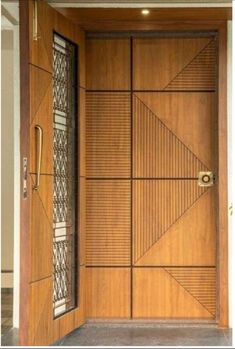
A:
198 171 214 187
34 125 43 190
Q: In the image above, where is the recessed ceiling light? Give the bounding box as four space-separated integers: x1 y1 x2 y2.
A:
141 9 150 15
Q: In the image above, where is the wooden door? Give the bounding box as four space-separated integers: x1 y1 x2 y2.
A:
85 34 218 321
20 0 86 345
132 35 218 319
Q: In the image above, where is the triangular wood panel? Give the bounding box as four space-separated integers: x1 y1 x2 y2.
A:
165 39 217 91
135 188 216 266
165 267 216 316
133 268 214 318
133 180 207 264
133 94 209 178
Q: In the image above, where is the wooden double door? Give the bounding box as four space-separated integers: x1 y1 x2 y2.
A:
20 2 219 344
86 34 218 319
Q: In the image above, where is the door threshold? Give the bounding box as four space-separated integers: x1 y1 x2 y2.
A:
85 319 218 328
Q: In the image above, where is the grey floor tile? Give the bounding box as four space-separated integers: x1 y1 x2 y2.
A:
1 328 19 347
57 325 233 347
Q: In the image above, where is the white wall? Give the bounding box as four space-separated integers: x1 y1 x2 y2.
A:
1 30 15 288
1 6 20 328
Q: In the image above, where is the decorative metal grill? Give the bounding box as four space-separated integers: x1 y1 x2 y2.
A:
53 33 78 318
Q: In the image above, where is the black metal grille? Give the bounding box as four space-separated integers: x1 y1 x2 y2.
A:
53 33 78 318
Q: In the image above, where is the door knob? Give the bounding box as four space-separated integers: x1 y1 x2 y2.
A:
198 171 214 187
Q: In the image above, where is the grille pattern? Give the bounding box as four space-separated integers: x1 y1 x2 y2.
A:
86 180 131 265
133 94 208 178
165 267 216 316
165 39 217 91
53 34 77 317
86 92 131 178
133 180 207 263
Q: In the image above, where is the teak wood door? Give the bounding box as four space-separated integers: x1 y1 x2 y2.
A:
86 34 218 320
20 0 86 345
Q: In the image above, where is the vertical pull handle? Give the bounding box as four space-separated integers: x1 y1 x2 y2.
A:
33 0 40 41
34 125 43 191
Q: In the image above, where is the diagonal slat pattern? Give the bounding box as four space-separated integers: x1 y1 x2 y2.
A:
165 39 217 91
165 267 216 316
133 95 208 178
133 180 207 263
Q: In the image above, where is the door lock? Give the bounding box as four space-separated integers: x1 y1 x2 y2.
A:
198 171 214 187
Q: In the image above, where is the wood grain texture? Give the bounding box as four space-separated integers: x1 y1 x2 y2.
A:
133 180 208 264
133 93 217 177
53 8 86 88
133 37 215 90
20 0 87 345
29 0 53 72
86 267 131 318
86 38 130 90
29 277 53 346
79 88 86 177
218 23 228 328
135 187 216 266
165 39 217 91
165 267 216 316
86 92 131 178
29 65 53 175
57 8 232 31
133 268 215 319
86 180 131 266
30 175 53 282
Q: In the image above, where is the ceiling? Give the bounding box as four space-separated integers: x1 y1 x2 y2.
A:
47 0 232 6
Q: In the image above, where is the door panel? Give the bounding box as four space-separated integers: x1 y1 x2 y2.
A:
133 37 217 91
29 66 53 175
86 38 131 90
132 36 217 319
86 180 131 266
133 92 217 177
133 268 216 318
30 175 53 281
86 92 131 178
133 183 216 266
86 267 131 318
20 0 86 345
85 34 217 321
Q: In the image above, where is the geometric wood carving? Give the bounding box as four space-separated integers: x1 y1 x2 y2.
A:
165 267 216 316
133 95 209 178
133 179 208 263
165 39 217 91
86 92 131 178
86 180 131 265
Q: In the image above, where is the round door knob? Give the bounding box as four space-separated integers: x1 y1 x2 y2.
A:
202 174 211 184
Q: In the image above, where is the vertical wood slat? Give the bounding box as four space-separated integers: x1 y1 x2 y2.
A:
133 180 207 264
133 94 208 178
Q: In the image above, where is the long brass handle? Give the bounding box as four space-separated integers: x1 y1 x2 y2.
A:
34 125 43 191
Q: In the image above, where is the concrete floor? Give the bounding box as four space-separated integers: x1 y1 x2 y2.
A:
54 323 232 347
1 323 233 346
